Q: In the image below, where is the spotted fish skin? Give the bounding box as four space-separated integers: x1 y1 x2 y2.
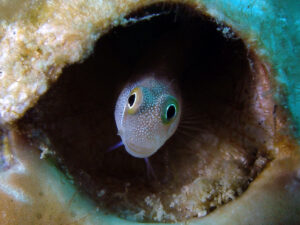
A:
114 75 181 158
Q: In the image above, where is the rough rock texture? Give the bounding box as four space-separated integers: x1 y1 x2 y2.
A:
0 0 171 124
0 0 299 224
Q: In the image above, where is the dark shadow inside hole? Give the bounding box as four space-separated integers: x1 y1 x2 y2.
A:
17 3 272 222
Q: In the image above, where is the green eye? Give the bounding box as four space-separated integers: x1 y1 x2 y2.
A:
161 96 178 124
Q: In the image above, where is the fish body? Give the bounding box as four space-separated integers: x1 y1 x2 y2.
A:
114 75 181 158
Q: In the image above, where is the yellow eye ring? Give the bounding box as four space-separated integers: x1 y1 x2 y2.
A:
127 87 143 114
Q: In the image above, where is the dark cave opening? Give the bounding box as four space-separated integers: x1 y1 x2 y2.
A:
17 3 273 222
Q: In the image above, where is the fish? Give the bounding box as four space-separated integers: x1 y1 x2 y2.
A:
111 28 186 175
114 75 181 158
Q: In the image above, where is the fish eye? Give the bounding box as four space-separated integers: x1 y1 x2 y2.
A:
128 93 136 108
166 104 176 120
127 87 143 114
162 96 178 124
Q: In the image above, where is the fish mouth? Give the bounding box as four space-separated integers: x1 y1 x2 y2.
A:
124 140 156 158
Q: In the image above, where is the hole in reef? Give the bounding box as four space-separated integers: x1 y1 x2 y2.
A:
17 2 275 223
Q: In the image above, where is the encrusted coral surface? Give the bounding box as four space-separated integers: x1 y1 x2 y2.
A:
0 0 168 124
0 0 299 224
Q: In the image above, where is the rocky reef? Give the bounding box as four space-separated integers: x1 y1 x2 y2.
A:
0 0 299 224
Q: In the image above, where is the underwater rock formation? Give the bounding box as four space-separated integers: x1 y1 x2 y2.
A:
0 0 299 224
